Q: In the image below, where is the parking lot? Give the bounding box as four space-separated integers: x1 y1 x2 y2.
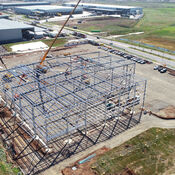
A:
99 45 151 64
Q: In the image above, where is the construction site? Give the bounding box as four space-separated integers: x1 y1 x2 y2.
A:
0 49 146 174
0 1 148 175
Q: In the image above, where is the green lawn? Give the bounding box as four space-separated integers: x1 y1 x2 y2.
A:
0 142 21 175
42 38 66 47
123 7 175 40
3 38 67 52
92 128 175 175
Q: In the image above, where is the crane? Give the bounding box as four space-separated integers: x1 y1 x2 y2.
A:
36 0 82 73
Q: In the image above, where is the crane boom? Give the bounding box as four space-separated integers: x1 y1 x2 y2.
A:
40 0 82 65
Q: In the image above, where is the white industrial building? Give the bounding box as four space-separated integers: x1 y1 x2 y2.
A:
0 2 50 9
0 19 35 44
63 2 143 16
14 5 83 16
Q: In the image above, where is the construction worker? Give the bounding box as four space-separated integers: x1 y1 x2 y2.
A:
84 78 90 85
14 94 21 101
2 73 13 83
64 71 71 80
81 74 90 85
82 74 87 80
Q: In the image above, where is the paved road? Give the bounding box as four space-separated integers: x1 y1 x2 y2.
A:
60 27 175 68
90 36 175 68
130 45 175 60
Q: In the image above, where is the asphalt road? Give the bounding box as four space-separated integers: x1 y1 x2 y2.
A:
60 27 175 69
90 36 175 68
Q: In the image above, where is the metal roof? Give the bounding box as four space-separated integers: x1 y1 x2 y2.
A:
15 5 82 11
0 2 50 6
0 19 34 30
88 8 118 12
64 2 141 9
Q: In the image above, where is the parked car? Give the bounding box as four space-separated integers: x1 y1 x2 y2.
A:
132 57 137 61
154 65 159 70
126 55 133 59
140 60 146 64
160 68 167 73
118 52 124 56
109 49 115 53
114 51 119 55
136 59 142 63
158 66 164 72
123 54 128 58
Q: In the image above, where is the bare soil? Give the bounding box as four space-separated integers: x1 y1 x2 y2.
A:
156 105 175 119
62 147 109 175
1 44 96 70
138 37 175 51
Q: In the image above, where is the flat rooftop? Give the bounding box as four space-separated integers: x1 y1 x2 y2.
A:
0 2 50 6
0 19 34 30
15 5 82 10
64 2 141 9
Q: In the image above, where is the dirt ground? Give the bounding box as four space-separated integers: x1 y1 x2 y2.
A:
138 37 175 51
1 45 93 69
156 105 175 119
56 16 136 28
1 44 175 175
62 147 109 175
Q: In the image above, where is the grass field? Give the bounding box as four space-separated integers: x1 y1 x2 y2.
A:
0 142 21 175
120 6 175 50
80 17 139 35
3 38 67 52
64 2 175 50
92 128 175 175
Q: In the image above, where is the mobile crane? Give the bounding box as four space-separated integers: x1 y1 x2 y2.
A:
36 0 82 74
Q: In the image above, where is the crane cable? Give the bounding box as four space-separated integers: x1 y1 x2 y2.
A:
40 0 82 65
0 56 7 70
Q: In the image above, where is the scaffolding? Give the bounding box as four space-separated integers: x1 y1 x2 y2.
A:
0 52 146 174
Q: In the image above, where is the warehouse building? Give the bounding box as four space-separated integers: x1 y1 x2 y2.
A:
63 3 143 16
0 2 50 10
14 5 83 16
0 19 34 44
0 15 9 19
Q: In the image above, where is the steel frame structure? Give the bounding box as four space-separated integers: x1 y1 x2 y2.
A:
0 52 146 174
